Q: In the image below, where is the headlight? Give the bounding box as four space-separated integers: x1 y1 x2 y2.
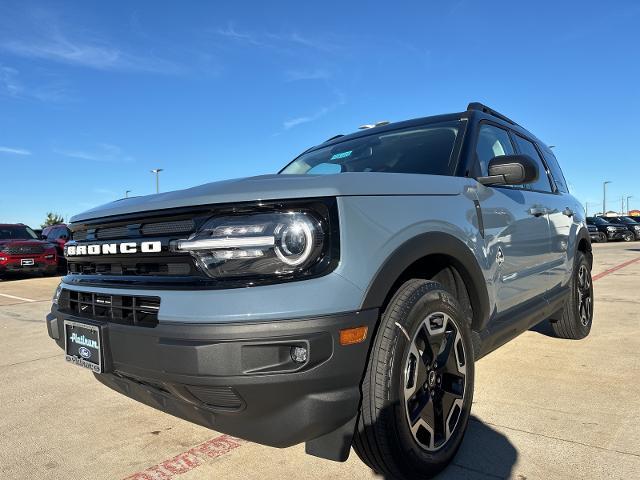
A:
173 202 338 281
607 226 615 231
52 283 63 305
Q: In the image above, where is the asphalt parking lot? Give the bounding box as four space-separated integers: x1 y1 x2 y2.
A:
1 242 639 480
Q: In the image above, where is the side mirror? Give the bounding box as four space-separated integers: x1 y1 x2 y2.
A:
477 154 538 186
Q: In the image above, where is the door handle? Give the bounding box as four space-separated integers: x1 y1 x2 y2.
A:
562 207 574 217
528 207 548 217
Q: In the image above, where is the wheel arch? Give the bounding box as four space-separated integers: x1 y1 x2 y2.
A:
361 232 491 332
576 227 593 269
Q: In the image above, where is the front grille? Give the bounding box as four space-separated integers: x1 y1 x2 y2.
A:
96 226 129 239
5 245 45 255
68 261 193 276
72 219 196 241
141 220 195 236
58 290 160 327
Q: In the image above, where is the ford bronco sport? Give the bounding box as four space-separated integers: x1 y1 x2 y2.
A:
46 103 593 479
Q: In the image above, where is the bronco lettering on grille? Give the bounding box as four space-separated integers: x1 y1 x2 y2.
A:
66 241 162 256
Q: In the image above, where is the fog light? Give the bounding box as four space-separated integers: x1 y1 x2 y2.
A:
290 346 308 363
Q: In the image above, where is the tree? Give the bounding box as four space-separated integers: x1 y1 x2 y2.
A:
41 212 65 228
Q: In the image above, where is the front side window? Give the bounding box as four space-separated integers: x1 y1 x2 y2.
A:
475 124 515 176
280 122 461 176
512 134 553 193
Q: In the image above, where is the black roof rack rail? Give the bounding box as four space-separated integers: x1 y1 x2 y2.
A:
467 102 518 126
324 134 344 143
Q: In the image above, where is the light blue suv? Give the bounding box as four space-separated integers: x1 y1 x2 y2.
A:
47 102 593 478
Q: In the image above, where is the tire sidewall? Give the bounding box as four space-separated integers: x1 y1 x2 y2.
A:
384 285 475 475
569 253 594 335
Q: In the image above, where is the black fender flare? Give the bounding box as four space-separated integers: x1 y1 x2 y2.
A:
361 232 491 331
575 226 593 267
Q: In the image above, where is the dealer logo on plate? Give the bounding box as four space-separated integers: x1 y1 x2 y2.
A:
78 347 92 359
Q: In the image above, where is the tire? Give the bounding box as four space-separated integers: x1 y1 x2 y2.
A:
550 251 593 339
353 279 474 479
622 232 633 242
599 233 607 243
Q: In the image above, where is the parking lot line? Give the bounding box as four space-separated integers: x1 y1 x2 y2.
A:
0 292 36 303
121 435 245 480
592 255 640 282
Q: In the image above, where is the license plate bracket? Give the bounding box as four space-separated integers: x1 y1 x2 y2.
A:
20 258 34 266
64 320 104 373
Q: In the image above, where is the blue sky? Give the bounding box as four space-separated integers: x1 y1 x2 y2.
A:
1 0 639 227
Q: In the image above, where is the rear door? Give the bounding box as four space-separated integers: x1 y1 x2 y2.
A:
535 145 577 296
473 123 551 315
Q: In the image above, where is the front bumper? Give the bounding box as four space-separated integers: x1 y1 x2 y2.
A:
0 255 57 274
46 305 377 451
606 231 627 240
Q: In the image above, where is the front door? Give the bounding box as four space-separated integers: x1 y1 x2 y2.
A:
473 123 552 315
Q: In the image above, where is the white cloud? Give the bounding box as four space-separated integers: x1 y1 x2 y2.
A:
0 64 70 102
282 92 346 131
0 146 31 155
53 143 134 162
0 10 182 75
214 23 340 53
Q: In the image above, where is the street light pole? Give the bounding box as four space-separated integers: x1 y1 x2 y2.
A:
125 190 131 198
151 169 163 194
627 195 634 215
603 181 611 216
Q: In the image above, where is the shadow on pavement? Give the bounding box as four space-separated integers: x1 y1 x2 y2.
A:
439 416 518 479
529 318 556 338
356 413 517 479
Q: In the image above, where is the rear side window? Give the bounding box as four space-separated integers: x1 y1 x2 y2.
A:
541 149 569 193
280 122 461 176
512 135 553 193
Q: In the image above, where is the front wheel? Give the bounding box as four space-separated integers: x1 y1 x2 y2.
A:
353 279 474 479
622 232 633 242
598 233 607 243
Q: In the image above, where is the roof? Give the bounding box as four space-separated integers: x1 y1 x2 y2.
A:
308 102 548 154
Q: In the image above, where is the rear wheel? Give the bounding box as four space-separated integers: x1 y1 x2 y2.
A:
353 279 474 479
551 251 593 339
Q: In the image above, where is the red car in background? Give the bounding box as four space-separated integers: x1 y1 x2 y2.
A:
0 224 58 278
42 224 71 271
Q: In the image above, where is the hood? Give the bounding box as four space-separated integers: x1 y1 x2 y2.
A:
71 173 468 222
0 239 54 249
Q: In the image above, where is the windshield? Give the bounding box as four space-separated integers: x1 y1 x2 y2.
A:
280 122 461 176
587 217 610 225
617 217 637 224
0 225 38 240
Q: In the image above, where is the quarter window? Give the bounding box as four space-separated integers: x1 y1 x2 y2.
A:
541 149 569 193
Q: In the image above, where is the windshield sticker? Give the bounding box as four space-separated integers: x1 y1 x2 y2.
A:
330 151 352 161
